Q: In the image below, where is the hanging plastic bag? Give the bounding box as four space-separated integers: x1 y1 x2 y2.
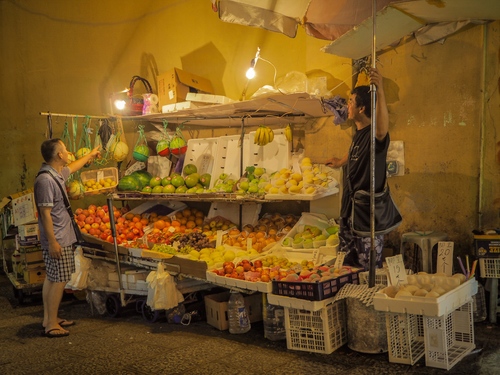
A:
75 116 93 167
169 125 187 156
66 246 91 290
107 118 129 164
156 120 171 157
132 124 150 162
146 263 184 311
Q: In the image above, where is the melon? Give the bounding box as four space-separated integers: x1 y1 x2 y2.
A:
133 144 149 162
112 141 129 162
156 139 170 157
130 170 153 190
117 175 140 191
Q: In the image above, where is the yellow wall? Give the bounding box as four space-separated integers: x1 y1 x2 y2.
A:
1 1 499 254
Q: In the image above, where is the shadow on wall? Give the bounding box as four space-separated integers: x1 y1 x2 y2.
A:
181 42 226 96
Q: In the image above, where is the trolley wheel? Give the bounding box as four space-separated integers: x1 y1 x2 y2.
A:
142 302 161 323
105 294 121 318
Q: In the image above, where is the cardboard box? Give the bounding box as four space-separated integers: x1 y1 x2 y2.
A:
204 291 263 330
11 190 37 226
21 247 43 263
23 261 45 270
18 223 39 239
24 267 46 284
474 235 500 257
157 68 213 106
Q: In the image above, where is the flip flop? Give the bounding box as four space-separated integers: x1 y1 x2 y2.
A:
41 319 75 329
42 328 70 338
58 319 75 327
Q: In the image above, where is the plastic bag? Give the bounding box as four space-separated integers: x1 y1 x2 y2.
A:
146 263 184 311
66 246 91 290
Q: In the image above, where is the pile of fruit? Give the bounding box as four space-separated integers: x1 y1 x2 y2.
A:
75 204 127 243
282 224 339 249
264 157 337 195
222 213 298 253
209 256 360 284
380 272 468 299
82 177 116 193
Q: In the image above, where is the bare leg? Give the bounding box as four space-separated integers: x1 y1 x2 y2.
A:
42 278 68 333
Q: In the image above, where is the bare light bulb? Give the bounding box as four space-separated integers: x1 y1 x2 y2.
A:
246 67 256 80
114 99 126 110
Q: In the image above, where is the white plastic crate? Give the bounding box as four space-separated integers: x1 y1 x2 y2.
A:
284 299 347 354
423 300 475 370
386 313 425 365
360 268 414 286
479 257 500 278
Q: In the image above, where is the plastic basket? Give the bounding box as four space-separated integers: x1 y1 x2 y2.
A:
359 268 413 286
80 167 118 195
479 257 500 278
423 300 475 370
386 313 425 365
272 270 360 301
284 299 347 354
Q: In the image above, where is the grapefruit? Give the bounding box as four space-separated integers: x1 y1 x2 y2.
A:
183 164 197 176
171 174 185 188
185 173 200 188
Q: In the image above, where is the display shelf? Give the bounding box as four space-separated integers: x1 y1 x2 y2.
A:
122 92 334 127
112 189 339 203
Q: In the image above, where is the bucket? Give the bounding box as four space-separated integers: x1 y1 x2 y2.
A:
346 297 388 353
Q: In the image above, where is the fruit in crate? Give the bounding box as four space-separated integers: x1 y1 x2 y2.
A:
223 227 277 253
282 265 360 283
75 204 121 242
82 177 116 192
380 272 468 299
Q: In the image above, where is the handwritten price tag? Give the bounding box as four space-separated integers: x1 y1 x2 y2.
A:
436 241 454 276
334 252 346 269
386 254 407 286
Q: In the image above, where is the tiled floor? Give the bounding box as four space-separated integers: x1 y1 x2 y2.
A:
0 273 498 375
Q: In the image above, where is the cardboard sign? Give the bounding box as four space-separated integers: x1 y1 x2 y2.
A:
436 241 454 276
386 254 407 286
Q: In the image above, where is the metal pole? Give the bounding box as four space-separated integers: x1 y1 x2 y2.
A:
368 0 377 288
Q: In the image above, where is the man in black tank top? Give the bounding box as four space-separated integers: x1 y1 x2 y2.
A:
325 68 390 269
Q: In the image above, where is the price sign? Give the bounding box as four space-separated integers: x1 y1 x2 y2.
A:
247 237 253 251
334 252 346 269
386 254 407 286
216 230 224 248
436 241 454 276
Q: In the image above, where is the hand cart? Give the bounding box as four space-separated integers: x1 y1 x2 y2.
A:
1 210 43 304
80 198 213 322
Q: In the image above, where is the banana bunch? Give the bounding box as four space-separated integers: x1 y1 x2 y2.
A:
254 126 274 146
284 124 293 142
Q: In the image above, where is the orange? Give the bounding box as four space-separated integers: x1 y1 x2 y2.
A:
171 220 180 227
140 218 149 226
154 220 166 230
186 220 196 229
125 212 134 220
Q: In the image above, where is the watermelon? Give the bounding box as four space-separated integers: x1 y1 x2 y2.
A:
130 170 153 190
118 175 141 191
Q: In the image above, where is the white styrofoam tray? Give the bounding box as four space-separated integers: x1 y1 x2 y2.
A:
373 278 478 317
183 137 219 177
265 187 339 201
246 128 291 173
210 134 251 187
205 271 272 293
207 201 261 227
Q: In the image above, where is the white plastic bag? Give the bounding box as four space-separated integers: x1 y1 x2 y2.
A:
146 263 184 310
67 246 91 290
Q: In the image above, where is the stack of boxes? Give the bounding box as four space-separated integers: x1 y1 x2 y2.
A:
17 223 45 284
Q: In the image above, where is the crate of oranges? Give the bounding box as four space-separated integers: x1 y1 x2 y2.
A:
80 167 119 195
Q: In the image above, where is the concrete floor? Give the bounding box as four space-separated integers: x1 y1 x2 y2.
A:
0 272 499 375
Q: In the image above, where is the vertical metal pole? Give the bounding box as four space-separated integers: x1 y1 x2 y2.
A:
368 0 377 288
